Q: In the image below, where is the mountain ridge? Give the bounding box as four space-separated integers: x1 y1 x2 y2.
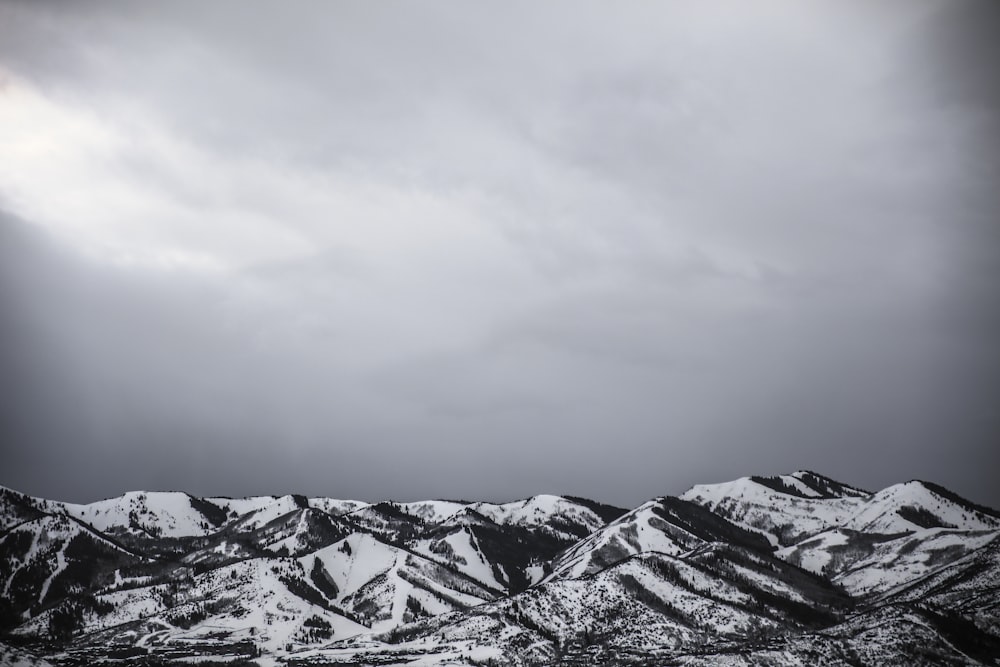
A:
1 473 997 665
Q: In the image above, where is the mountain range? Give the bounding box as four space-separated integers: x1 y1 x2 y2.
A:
1 471 998 666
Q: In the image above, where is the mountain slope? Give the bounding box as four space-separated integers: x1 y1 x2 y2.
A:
1 474 997 666
545 496 772 582
679 471 872 546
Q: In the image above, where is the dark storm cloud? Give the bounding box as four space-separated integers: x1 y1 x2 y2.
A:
0 1 997 507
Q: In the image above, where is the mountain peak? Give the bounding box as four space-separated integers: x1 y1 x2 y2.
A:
681 471 869 505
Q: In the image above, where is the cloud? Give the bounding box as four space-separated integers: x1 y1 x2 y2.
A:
0 0 997 506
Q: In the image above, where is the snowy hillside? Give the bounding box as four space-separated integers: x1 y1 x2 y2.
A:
60 491 225 538
679 471 872 546
1 473 997 666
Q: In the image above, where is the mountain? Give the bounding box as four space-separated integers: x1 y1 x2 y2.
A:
681 473 1000 599
0 473 997 665
679 470 873 546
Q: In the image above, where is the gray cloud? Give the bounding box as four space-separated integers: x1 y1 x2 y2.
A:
0 1 997 507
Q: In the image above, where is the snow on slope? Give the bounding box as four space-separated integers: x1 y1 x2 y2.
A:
546 499 692 581
339 494 610 540
208 494 367 528
683 474 998 546
410 525 508 591
432 494 621 541
308 497 369 516
685 474 1000 600
434 507 500 529
680 472 870 546
1 513 145 608
1 515 75 603
304 532 497 631
60 491 219 538
881 535 1000 634
470 494 605 533
774 529 850 575
165 558 368 651
204 494 285 519
248 507 351 558
309 534 398 601
359 537 851 665
678 602 999 667
836 529 999 597
0 643 56 667
0 487 56 532
840 480 1000 534
3 474 997 666
779 527 1000 597
224 494 304 531
546 496 771 582
422 549 816 659
397 500 470 524
16 556 370 653
422 559 704 656
262 509 317 556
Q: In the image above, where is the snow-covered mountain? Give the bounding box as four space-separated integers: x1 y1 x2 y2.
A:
1 472 997 665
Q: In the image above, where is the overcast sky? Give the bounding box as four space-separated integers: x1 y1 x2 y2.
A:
1 1 997 508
